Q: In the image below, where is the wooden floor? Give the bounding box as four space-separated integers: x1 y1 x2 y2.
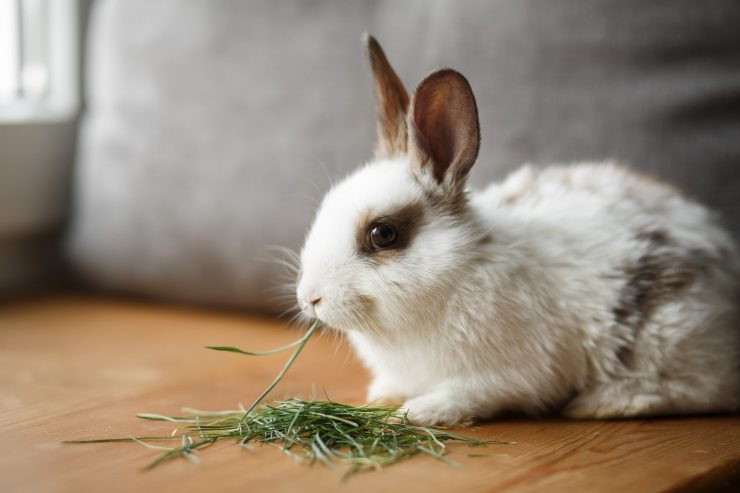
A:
1 295 738 493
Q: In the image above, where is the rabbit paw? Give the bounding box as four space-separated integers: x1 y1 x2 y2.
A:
366 378 406 407
401 393 473 426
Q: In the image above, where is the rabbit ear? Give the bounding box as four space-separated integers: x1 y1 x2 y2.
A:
364 34 409 159
408 69 480 193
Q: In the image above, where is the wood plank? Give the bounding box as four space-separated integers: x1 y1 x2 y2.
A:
0 295 738 493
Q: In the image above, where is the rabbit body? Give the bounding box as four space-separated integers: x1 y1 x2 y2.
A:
349 162 740 424
297 36 740 425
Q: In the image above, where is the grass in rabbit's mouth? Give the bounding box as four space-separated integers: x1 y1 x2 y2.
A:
66 319 511 477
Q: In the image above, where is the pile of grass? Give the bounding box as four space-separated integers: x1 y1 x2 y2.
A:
68 320 511 477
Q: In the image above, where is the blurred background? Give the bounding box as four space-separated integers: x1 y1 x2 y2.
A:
1 0 739 312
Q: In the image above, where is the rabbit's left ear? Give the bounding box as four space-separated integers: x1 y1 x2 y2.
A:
364 34 409 159
408 69 480 194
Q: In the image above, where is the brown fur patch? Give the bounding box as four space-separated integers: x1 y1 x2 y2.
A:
365 35 409 159
424 187 472 217
635 228 670 245
356 202 425 262
614 229 705 365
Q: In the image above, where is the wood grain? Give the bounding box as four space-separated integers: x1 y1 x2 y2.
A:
0 295 738 493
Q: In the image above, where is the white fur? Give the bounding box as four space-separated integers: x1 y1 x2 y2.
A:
298 159 740 425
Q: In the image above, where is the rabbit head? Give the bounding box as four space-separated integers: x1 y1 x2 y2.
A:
297 35 484 335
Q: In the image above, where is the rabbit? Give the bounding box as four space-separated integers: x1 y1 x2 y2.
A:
295 34 740 425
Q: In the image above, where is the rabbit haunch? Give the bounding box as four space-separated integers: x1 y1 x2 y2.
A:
296 35 740 425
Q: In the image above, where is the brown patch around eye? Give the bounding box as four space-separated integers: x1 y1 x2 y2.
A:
356 202 425 261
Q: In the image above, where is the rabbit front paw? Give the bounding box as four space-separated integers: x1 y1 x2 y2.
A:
366 377 406 407
401 392 474 426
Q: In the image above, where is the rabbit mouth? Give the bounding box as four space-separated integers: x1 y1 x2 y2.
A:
308 294 382 335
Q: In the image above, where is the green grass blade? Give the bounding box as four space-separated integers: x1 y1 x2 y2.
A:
240 319 321 420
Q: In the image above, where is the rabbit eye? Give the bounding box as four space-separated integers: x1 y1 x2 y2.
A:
369 223 397 249
357 203 424 257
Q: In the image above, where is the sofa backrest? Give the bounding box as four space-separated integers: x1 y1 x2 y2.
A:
68 0 740 310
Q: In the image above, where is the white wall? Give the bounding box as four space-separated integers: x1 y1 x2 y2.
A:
0 120 77 292
0 0 93 294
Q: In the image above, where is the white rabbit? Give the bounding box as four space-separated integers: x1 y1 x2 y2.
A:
296 35 740 425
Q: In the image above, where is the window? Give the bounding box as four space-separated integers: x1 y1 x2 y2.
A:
0 0 78 120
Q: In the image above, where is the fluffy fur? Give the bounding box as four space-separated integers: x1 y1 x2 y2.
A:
296 37 740 425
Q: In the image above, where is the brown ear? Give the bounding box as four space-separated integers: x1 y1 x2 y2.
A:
364 34 409 159
408 69 480 191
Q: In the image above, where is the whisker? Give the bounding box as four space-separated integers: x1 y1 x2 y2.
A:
356 307 385 342
448 224 496 250
310 153 337 191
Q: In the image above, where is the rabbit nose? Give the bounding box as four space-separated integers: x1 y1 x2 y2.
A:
297 279 323 313
300 292 322 319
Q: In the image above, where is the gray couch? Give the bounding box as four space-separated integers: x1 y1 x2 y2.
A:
68 0 740 311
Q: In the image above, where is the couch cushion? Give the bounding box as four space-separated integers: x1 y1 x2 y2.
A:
68 0 740 310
